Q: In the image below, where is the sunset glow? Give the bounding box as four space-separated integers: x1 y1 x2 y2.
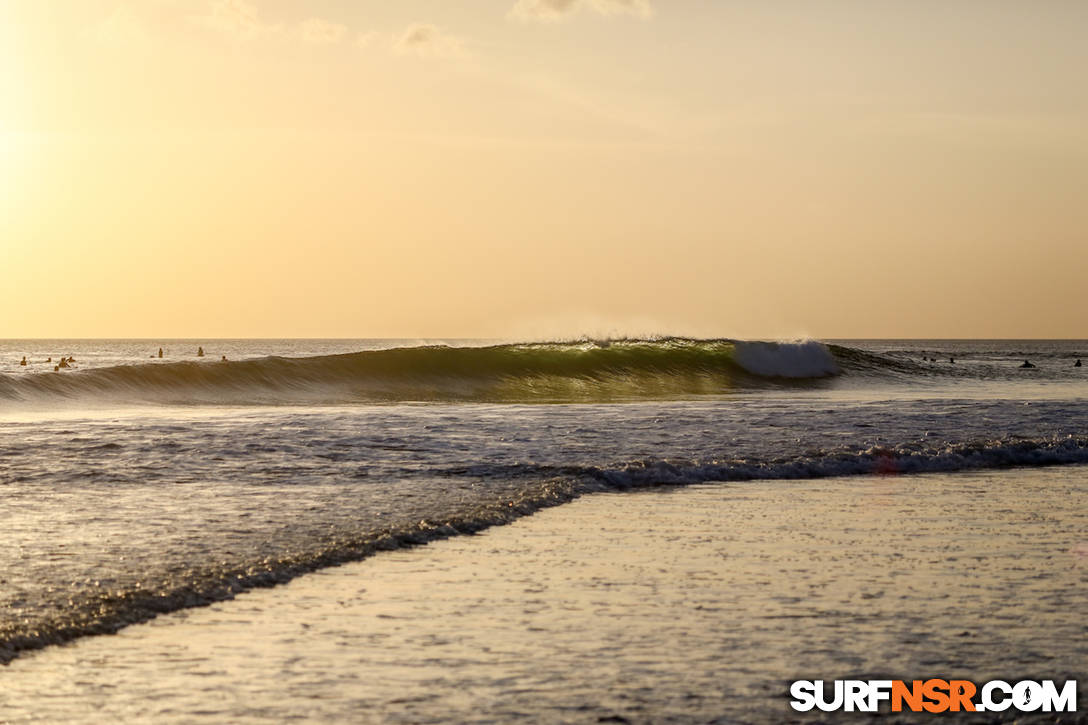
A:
3 1 1086 338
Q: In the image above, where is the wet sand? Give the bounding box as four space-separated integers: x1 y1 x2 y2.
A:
2 467 1086 723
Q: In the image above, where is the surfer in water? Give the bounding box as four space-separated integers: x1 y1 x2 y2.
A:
1020 360 1035 369
1076 359 1083 367
197 346 205 358
20 356 27 366
158 348 163 358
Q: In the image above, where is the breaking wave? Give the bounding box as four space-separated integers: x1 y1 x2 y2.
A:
2 336 1076 408
0 338 841 407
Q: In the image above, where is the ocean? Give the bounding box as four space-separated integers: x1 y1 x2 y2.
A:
1 337 1086 681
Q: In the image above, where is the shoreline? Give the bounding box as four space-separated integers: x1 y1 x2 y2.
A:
0 475 588 667
3 467 1086 722
6 446 1088 668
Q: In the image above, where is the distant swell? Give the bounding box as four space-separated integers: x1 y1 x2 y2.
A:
441 436 1088 487
0 339 840 407
580 436 1088 486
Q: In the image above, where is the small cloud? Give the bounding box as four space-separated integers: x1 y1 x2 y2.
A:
589 0 652 17
393 23 466 59
509 0 578 21
299 17 347 45
509 0 651 22
197 0 280 38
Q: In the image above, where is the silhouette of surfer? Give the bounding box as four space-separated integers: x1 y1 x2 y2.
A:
158 348 163 358
221 355 228 362
949 357 955 364
19 356 27 366
1076 359 1082 367
58 358 70 369
197 346 204 357
1020 360 1035 369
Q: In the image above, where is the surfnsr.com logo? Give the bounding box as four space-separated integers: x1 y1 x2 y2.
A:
789 679 1077 713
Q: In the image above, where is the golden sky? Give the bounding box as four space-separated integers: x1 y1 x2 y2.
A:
2 0 1086 338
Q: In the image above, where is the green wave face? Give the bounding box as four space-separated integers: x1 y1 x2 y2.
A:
0 338 841 406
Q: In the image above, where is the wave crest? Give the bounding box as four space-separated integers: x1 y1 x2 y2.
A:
0 338 839 407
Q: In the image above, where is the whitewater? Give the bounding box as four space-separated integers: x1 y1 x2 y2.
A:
0 338 1086 665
